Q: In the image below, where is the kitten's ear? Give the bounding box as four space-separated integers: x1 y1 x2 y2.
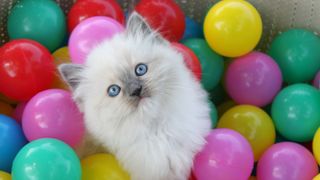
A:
126 11 166 43
58 63 84 91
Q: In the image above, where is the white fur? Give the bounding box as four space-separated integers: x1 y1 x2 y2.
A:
67 14 211 180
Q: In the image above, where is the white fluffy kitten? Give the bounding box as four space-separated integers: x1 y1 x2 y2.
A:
59 12 211 180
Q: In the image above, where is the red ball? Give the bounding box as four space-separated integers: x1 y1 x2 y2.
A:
172 42 202 81
67 0 125 33
135 0 185 42
0 39 55 101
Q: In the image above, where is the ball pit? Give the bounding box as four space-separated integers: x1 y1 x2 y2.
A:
1 0 320 179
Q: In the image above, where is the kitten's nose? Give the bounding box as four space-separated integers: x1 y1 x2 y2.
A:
130 86 142 97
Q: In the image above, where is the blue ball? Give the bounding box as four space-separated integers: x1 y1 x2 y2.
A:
182 17 204 40
0 114 27 172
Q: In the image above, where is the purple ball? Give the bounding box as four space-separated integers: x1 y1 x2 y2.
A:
193 129 254 180
226 51 282 107
257 142 318 180
313 71 320 89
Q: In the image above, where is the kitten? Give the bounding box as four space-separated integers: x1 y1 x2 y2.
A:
59 12 211 180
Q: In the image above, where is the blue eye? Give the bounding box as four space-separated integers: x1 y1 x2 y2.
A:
107 85 121 97
135 63 148 76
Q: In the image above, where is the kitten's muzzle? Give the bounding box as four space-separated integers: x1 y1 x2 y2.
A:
128 80 143 97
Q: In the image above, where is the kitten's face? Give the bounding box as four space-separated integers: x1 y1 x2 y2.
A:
82 34 181 117
59 12 186 119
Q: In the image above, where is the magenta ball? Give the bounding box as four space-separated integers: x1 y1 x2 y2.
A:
313 71 320 89
12 101 27 123
69 16 124 64
22 89 85 147
193 129 254 180
226 51 282 107
257 142 318 180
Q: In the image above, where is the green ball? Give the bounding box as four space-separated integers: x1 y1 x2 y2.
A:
268 29 320 84
271 84 320 142
208 101 218 128
182 38 224 91
7 0 66 52
12 138 81 180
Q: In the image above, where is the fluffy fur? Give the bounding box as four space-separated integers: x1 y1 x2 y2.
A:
59 12 211 180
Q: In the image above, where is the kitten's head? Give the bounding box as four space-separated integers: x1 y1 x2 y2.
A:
59 12 187 120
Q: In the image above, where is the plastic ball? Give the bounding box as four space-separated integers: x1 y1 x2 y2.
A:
171 42 202 81
314 174 320 180
257 142 318 180
7 0 66 52
182 17 203 40
81 153 130 180
218 105 276 161
12 102 27 124
135 0 185 42
312 128 320 165
12 138 81 180
69 16 124 64
0 39 55 101
225 51 283 107
182 38 224 91
204 0 262 57
22 89 85 148
193 129 254 180
0 171 11 180
0 101 13 117
67 0 125 33
271 84 320 142
208 101 218 128
268 29 320 84
313 71 320 89
0 115 28 172
51 47 71 90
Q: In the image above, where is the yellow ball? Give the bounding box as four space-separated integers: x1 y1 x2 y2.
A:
312 128 320 165
249 176 257 180
81 153 130 180
313 174 320 180
218 105 275 161
0 101 13 117
204 0 262 57
0 171 11 180
51 47 71 90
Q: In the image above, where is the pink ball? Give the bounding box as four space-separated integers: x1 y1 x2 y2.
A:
313 71 320 89
193 129 254 180
12 101 27 123
22 89 85 148
226 51 282 107
257 142 318 180
69 16 124 64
